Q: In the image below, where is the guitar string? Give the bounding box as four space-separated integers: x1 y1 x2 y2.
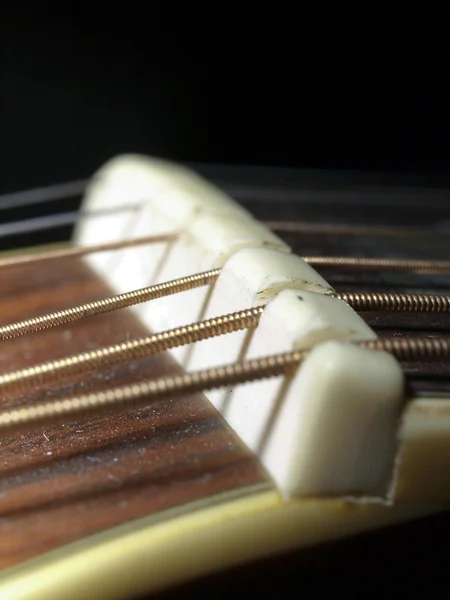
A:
2 179 449 236
267 220 450 238
0 269 221 341
2 194 448 367
1 271 449 341
1 285 449 392
0 233 177 268
0 207 140 239
1 192 448 434
336 291 450 312
304 256 450 274
3 224 450 275
0 179 87 210
0 307 263 392
0 336 449 436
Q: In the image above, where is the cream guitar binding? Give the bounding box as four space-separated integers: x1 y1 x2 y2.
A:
0 154 448 599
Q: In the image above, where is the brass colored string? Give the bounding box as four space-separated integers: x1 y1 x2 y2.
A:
0 269 220 341
0 233 177 269
361 337 450 361
0 336 449 436
0 350 305 435
2 255 449 342
303 256 450 275
338 291 450 312
267 220 450 239
0 307 263 392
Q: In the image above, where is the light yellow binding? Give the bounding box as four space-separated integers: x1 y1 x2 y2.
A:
0 484 437 600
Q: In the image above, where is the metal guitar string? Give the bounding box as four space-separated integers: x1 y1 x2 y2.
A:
0 336 449 436
0 307 263 392
0 207 140 239
0 269 221 340
1 183 449 437
305 256 450 275
2 288 449 393
267 220 450 238
1 266 449 341
1 219 449 341
0 179 87 210
0 233 177 269
3 234 450 274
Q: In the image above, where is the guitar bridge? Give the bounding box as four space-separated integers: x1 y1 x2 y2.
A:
73 154 450 503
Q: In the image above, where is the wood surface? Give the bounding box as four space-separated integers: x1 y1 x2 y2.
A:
0 258 268 570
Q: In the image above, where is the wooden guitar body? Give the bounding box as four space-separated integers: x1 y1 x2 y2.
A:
0 158 449 598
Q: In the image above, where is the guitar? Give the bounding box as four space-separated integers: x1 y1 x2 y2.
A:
0 156 449 599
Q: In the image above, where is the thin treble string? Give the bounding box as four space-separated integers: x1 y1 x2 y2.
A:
3 216 450 271
0 206 141 239
0 233 178 269
0 180 88 210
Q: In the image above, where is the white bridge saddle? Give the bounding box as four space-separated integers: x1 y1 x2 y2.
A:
75 154 450 505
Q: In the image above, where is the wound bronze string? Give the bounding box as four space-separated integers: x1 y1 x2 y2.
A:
0 307 263 392
303 256 450 275
0 269 220 340
0 233 177 269
0 336 449 435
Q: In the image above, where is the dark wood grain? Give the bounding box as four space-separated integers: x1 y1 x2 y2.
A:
0 258 269 570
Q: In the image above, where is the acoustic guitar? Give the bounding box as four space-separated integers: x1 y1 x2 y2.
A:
0 156 449 599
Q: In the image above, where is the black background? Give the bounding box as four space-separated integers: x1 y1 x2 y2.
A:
1 8 449 194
